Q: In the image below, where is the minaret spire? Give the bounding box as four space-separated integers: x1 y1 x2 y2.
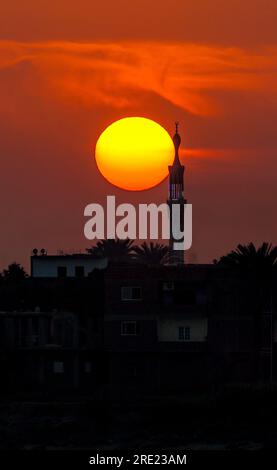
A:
173 121 181 165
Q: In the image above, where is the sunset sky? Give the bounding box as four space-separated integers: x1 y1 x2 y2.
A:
1 0 277 270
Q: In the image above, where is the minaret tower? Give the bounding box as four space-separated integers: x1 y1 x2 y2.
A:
167 122 186 264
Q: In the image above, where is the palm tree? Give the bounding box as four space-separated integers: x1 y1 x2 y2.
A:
2 262 28 280
132 242 170 265
86 238 134 263
217 242 277 278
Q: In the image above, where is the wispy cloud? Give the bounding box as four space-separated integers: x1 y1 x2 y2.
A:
1 41 277 117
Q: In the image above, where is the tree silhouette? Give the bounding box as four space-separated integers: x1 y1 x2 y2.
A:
3 262 28 280
217 242 277 279
132 242 170 265
87 238 134 263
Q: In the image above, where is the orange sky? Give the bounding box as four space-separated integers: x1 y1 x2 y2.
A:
0 0 277 269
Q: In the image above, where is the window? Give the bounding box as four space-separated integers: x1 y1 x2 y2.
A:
185 326 191 340
126 365 137 379
0 319 6 347
75 265 85 278
14 318 28 347
84 362 91 373
163 281 174 291
121 286 141 301
31 317 39 346
57 266 67 278
53 361 64 374
64 324 73 347
121 321 137 336
175 288 196 305
45 317 52 343
55 322 64 345
178 326 191 341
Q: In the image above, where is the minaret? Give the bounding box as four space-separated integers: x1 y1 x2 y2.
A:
167 122 186 264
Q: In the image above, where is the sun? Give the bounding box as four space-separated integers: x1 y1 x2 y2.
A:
95 117 175 191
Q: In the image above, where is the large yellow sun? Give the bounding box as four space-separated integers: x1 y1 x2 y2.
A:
95 117 175 191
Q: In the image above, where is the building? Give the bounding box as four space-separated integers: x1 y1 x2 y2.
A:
0 269 106 394
104 263 210 396
103 263 277 395
0 262 276 395
31 251 108 278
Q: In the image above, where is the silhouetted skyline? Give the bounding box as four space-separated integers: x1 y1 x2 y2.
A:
0 1 277 270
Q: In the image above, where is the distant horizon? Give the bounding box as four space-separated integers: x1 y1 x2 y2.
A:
2 239 277 275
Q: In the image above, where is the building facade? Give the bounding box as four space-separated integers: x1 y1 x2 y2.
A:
31 252 108 278
0 263 276 396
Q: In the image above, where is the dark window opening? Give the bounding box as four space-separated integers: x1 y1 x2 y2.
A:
57 266 67 278
121 321 137 336
53 361 64 374
161 281 198 306
175 289 196 305
125 365 138 379
121 286 142 301
178 326 191 341
185 326 191 340
75 265 85 278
